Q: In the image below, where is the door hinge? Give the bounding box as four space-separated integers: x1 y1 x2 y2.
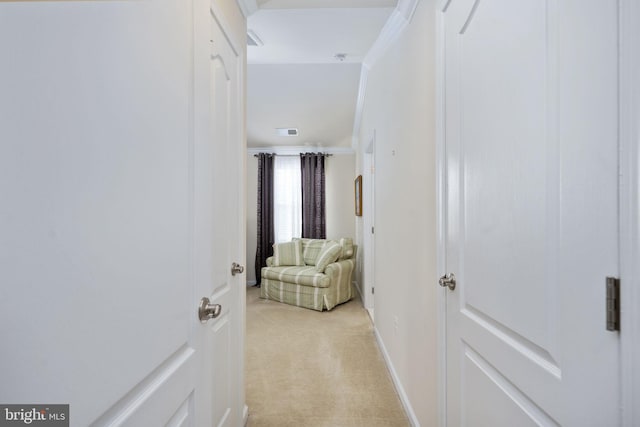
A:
371 226 375 234
606 277 620 331
372 287 375 295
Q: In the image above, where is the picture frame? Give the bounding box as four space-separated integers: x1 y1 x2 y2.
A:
354 175 362 216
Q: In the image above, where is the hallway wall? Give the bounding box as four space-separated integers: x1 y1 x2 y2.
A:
245 153 356 284
356 0 438 424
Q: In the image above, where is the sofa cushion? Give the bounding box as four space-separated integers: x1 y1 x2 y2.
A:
338 237 354 260
295 238 325 265
272 240 304 266
261 266 331 288
314 241 342 272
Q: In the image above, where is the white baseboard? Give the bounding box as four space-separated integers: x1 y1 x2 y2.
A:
367 307 375 323
374 327 420 427
242 404 249 426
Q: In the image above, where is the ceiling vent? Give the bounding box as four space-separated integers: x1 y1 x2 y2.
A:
276 128 298 137
247 30 263 47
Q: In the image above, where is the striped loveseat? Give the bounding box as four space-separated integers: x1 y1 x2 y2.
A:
260 238 357 311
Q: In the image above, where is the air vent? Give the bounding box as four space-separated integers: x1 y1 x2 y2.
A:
247 29 263 47
276 128 298 137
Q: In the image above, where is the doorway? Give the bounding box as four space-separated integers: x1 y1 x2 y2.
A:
363 135 376 320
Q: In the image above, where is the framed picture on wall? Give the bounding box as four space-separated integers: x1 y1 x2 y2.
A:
355 175 362 216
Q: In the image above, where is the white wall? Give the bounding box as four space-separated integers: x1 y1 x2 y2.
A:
325 154 356 240
245 153 355 284
356 1 438 425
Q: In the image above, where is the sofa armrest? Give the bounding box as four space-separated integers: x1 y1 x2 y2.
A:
266 256 275 267
324 258 355 277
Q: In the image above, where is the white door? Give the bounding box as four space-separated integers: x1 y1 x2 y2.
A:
442 1 620 425
0 0 244 425
363 137 376 320
194 9 245 427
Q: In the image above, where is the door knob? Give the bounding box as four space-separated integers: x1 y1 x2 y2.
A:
439 273 456 291
231 262 244 276
199 297 222 323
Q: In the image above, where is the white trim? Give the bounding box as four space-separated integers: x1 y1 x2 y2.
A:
236 0 258 18
247 146 355 155
374 327 419 427
351 63 370 149
242 404 249 426
362 134 376 315
209 3 243 58
396 0 420 21
620 0 640 425
363 10 409 68
435 3 447 427
351 0 421 149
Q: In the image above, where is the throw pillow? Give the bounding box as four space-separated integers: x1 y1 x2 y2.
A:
314 241 342 272
272 240 304 267
296 238 325 266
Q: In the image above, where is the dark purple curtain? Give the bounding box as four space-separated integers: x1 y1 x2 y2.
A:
255 153 275 286
300 153 326 239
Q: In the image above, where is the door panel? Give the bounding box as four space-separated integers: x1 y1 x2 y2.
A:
463 346 553 427
443 0 620 425
0 1 197 425
460 0 550 352
0 0 244 425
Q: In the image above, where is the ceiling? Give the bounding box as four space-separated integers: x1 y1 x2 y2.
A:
246 0 397 149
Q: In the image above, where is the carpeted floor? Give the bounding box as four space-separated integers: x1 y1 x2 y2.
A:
245 285 410 427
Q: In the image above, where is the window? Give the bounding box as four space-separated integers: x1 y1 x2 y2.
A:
273 156 301 243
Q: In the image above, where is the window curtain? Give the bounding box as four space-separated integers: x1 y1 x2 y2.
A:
300 153 326 239
255 153 274 286
274 156 302 243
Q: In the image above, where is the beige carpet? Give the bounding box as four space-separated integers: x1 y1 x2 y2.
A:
245 286 410 427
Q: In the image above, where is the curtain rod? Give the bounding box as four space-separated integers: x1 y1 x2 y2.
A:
253 153 333 158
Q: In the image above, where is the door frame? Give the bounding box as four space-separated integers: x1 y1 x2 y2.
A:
363 134 376 320
435 0 640 425
435 2 448 426
619 0 640 424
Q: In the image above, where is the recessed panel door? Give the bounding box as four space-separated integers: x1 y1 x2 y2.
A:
442 0 620 425
193 10 245 427
0 0 244 425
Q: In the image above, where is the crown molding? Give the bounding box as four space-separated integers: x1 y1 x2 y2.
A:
351 63 370 150
397 0 420 20
236 0 258 18
351 0 420 149
248 146 355 156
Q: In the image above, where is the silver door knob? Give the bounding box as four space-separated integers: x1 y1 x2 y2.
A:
231 262 244 276
439 273 456 291
199 297 222 323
